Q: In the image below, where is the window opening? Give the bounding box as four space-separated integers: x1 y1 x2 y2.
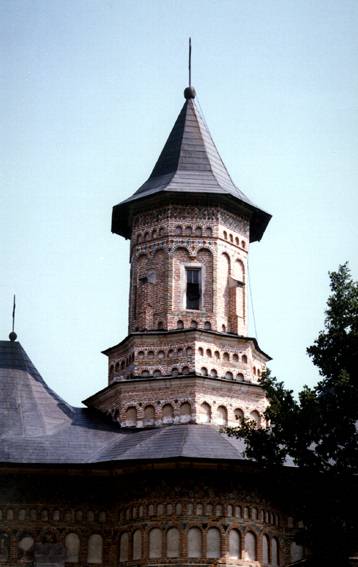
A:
186 268 201 310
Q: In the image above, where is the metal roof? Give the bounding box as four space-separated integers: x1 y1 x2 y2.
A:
112 91 271 242
0 340 247 465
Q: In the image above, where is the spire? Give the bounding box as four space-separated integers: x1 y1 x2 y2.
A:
112 89 271 242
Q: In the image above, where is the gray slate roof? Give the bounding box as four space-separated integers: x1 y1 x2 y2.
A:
112 93 271 242
0 340 246 465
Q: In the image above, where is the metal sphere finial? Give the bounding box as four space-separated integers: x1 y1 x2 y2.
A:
9 331 17 342
184 86 196 99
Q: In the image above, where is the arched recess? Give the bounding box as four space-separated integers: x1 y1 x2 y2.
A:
228 257 246 333
179 402 192 423
271 537 279 566
65 533 80 563
250 410 261 428
166 527 180 558
0 533 9 561
125 406 137 427
132 530 142 561
87 534 103 564
119 532 129 562
162 404 174 424
144 405 155 426
244 531 256 561
172 247 191 311
218 252 230 329
17 535 34 561
152 248 167 325
234 408 244 422
290 541 303 562
188 527 202 558
228 529 240 559
199 402 211 423
216 405 228 426
149 528 162 559
262 534 269 565
197 248 214 312
207 527 221 558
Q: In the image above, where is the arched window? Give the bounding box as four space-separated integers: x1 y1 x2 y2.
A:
149 528 162 559
132 530 142 560
125 406 137 427
234 408 244 422
244 532 256 561
200 402 211 423
186 347 193 356
242 354 248 364
271 537 279 566
225 371 233 380
262 534 269 565
87 534 103 564
185 225 192 235
175 225 182 235
182 366 190 375
198 347 204 355
217 405 228 426
233 353 239 362
206 227 213 237
195 226 202 236
210 368 218 377
153 369 162 377
204 321 211 330
214 350 220 359
188 527 202 558
206 349 212 357
223 352 230 361
207 527 221 558
177 320 184 329
223 231 228 240
166 527 180 558
237 372 245 381
228 529 240 559
65 534 80 563
200 367 208 376
157 321 163 330
171 367 179 376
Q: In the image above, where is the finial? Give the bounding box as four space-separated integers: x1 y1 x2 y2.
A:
9 294 17 342
184 37 196 99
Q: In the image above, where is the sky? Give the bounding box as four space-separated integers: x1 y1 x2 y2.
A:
1 0 358 405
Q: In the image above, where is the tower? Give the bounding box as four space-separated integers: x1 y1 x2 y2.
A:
84 86 272 429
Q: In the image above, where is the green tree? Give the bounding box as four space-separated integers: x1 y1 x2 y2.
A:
228 263 358 565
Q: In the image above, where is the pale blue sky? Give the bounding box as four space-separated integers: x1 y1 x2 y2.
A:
1 0 358 404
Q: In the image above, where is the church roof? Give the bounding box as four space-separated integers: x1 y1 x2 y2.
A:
0 339 247 465
112 89 271 242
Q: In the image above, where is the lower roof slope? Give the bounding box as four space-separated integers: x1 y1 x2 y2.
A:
0 340 246 465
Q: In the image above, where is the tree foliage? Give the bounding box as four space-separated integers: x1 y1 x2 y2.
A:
227 263 358 565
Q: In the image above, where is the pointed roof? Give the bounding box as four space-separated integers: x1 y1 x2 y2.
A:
112 88 271 242
0 340 73 437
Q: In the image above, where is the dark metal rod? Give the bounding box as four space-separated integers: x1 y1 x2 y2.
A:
12 294 16 333
189 37 192 87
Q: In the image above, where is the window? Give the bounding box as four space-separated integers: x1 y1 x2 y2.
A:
186 268 201 310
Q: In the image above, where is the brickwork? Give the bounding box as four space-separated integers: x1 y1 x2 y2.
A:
129 205 249 335
93 199 270 429
0 469 302 566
